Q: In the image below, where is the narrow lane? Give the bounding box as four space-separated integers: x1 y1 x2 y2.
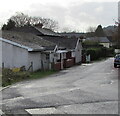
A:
1 58 119 115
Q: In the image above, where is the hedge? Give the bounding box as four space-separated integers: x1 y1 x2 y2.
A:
86 47 114 61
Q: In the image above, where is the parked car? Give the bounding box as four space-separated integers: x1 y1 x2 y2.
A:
114 54 120 68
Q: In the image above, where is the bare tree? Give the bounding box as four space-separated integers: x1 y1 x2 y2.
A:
41 18 58 31
87 26 96 33
30 16 42 25
5 12 58 31
10 12 31 27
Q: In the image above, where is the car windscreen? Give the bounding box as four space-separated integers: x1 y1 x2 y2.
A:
115 55 120 59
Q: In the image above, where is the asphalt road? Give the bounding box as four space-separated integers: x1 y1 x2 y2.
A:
1 58 119 115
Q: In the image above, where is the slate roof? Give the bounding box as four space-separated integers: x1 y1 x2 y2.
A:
10 25 60 36
41 36 79 50
2 26 79 51
85 37 110 43
34 27 60 36
103 26 117 37
59 32 85 38
2 31 56 51
10 25 43 35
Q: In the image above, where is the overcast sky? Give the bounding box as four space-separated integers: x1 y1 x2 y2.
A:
0 0 119 32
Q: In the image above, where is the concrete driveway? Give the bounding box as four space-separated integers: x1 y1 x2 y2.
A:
1 58 119 115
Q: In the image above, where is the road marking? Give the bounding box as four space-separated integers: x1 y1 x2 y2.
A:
26 107 57 114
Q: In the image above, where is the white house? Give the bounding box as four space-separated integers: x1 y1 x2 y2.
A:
41 36 82 65
1 31 56 71
11 25 83 64
1 27 82 71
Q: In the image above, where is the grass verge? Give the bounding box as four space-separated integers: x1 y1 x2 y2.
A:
30 70 57 79
2 69 57 87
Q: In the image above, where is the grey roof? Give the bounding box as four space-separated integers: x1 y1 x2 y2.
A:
2 26 79 51
103 26 117 36
2 31 56 51
41 36 79 50
59 32 85 38
10 25 61 37
85 37 110 43
99 37 110 43
34 27 60 36
10 26 43 35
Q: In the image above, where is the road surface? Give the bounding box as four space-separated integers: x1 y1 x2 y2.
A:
1 58 119 115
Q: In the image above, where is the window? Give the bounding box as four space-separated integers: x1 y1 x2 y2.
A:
46 54 49 60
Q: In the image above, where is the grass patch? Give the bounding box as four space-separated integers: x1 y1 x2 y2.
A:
30 70 57 79
2 69 57 87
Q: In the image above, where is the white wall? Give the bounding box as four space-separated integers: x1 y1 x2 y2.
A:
115 49 120 54
100 43 110 48
2 41 43 71
28 52 42 71
75 40 82 63
49 53 56 69
2 41 29 69
0 40 2 68
72 51 75 57
41 53 49 70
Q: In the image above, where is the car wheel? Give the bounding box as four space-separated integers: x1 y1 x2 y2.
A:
114 64 117 68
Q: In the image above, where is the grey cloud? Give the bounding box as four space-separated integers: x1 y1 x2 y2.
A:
25 2 117 32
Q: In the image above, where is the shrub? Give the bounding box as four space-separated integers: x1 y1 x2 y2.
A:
112 44 120 49
106 48 114 56
86 48 102 61
86 47 114 61
2 68 30 87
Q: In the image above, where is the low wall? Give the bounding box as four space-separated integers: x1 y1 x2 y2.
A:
54 62 61 71
54 57 75 70
64 58 75 68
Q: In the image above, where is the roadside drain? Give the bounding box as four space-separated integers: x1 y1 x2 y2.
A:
25 107 58 114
